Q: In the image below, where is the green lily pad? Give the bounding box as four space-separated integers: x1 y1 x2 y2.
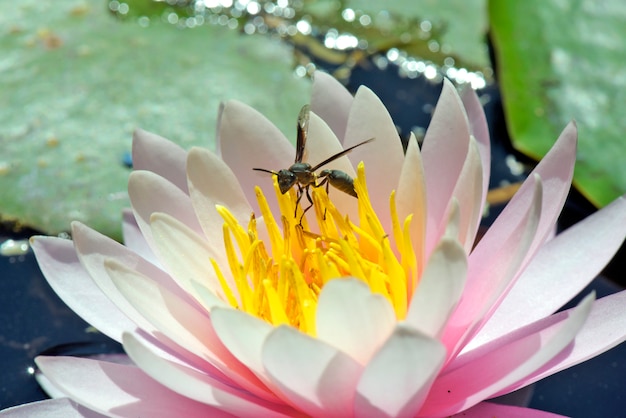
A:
490 0 626 207
0 0 309 240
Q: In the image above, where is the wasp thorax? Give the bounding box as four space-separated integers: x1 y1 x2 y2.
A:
252 104 373 222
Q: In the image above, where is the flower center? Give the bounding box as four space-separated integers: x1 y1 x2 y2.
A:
212 162 418 336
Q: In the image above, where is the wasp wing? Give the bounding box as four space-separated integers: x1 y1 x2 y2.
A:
310 138 374 172
295 104 310 163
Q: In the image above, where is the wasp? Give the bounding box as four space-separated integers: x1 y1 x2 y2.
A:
253 104 373 223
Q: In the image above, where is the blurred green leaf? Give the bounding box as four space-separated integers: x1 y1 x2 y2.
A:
347 0 489 69
0 1 309 239
490 0 626 206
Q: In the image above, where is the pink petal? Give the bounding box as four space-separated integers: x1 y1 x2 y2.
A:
0 398 105 418
316 278 396 364
522 122 577 258
132 129 189 193
121 209 158 265
35 356 231 417
471 195 626 347
120 329 236 390
451 123 577 352
500 289 626 394
30 236 133 343
186 147 252 245
72 221 194 340
310 71 353 142
149 212 230 303
218 100 294 216
460 86 491 212
262 326 363 417
104 258 271 400
420 80 472 256
209 307 275 383
343 86 405 230
122 332 290 416
128 170 202 255
451 402 567 418
420 294 594 416
103 259 221 364
443 176 543 358
406 238 467 338
396 133 427 273
470 122 577 275
40 231 206 378
355 325 446 417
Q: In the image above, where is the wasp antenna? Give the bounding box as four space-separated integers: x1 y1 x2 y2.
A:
252 167 278 175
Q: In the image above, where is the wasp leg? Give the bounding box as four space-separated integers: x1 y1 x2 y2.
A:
294 184 305 217
314 174 331 220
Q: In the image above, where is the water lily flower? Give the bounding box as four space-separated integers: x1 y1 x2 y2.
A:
4 72 626 418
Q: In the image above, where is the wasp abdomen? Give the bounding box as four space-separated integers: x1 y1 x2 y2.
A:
319 169 357 197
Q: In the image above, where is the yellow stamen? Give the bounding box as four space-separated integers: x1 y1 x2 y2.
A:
210 257 238 307
254 185 284 258
390 190 404 253
210 162 420 334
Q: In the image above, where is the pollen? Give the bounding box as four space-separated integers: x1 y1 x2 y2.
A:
212 162 418 336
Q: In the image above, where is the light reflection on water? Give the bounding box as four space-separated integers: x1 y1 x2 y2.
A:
107 0 490 89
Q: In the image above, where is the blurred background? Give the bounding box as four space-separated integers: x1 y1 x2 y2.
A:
1 1 625 415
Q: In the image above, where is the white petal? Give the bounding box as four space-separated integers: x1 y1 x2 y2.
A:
72 221 191 340
128 170 202 256
104 259 220 364
121 208 159 266
210 307 274 382
406 238 467 338
316 278 396 364
132 129 189 193
460 86 490 210
307 110 359 221
262 326 363 417
30 235 133 343
343 86 405 230
355 325 446 417
191 280 230 310
396 133 427 274
186 147 252 247
103 258 271 400
450 136 484 252
420 79 471 255
218 100 294 217
149 211 230 305
311 71 353 141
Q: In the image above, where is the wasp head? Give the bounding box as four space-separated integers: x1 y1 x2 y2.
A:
276 169 297 194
